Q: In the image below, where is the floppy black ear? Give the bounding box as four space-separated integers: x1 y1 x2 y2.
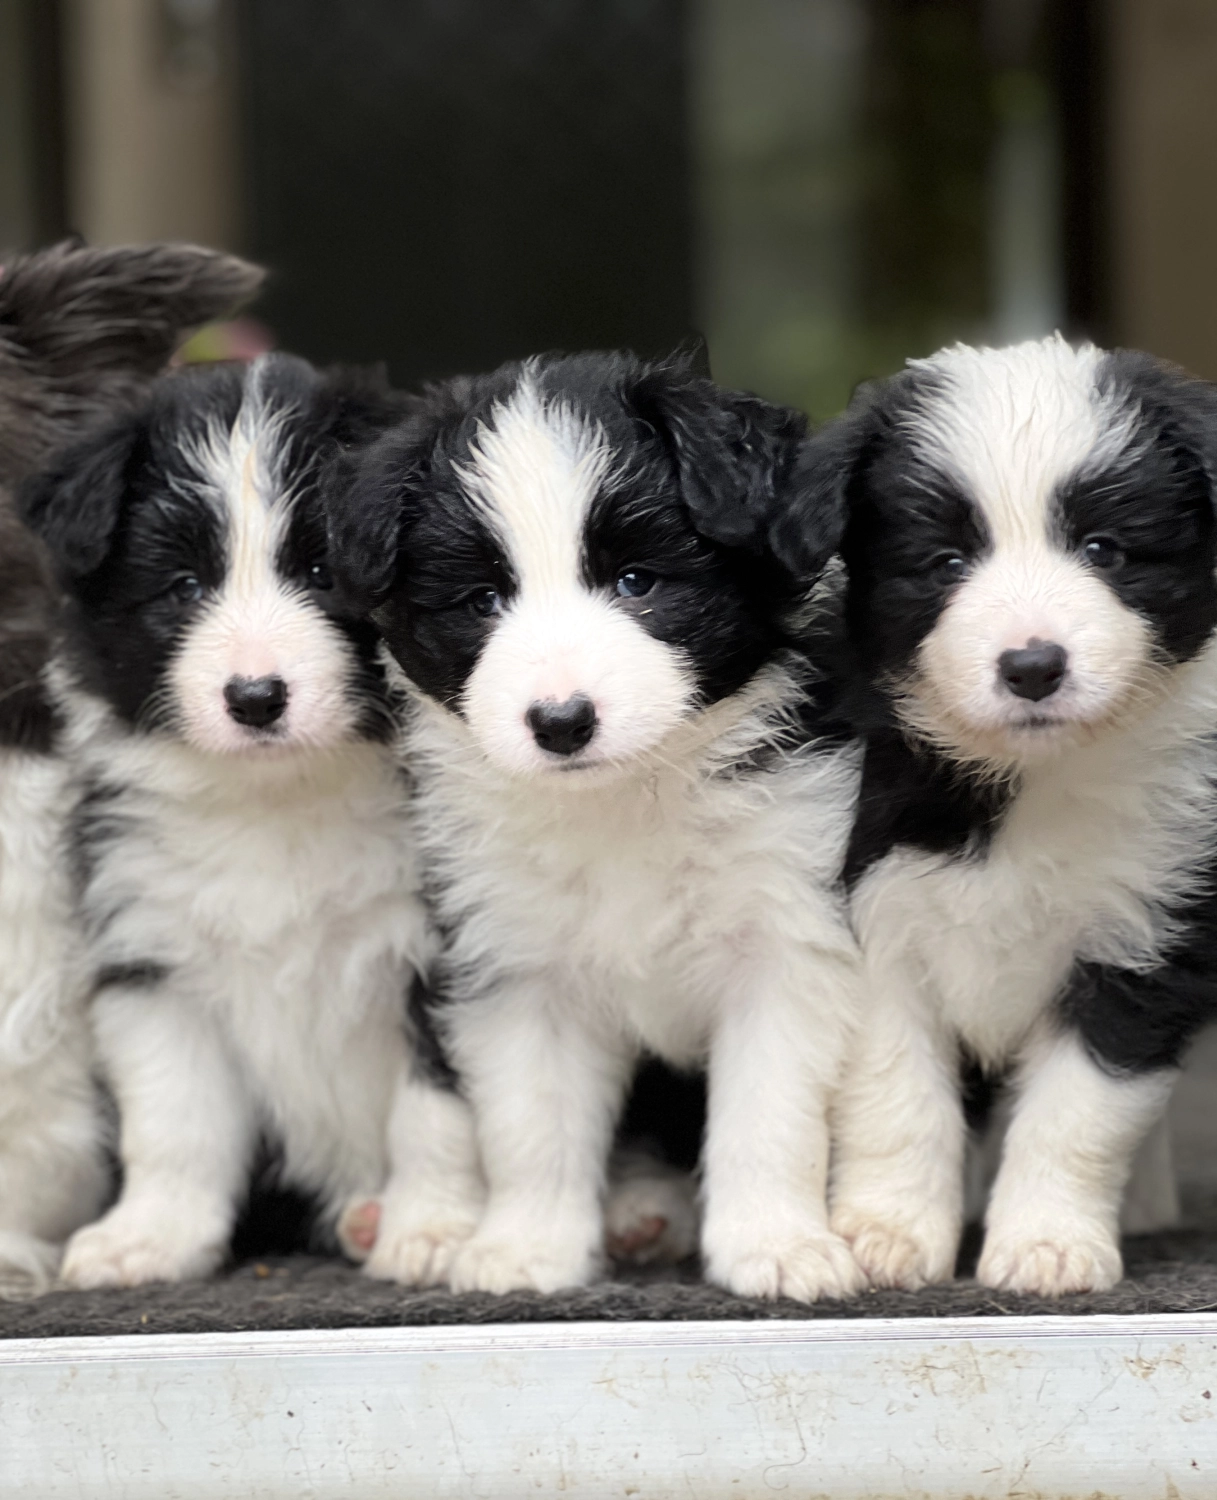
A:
19 413 143 581
326 413 436 611
769 381 890 581
1098 349 1217 499
632 367 812 578
311 364 414 451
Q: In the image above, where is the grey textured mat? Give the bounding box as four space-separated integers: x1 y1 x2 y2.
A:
5 1231 1217 1340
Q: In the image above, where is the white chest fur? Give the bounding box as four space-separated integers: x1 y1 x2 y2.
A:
854 651 1217 1066
409 673 860 1065
70 720 430 1195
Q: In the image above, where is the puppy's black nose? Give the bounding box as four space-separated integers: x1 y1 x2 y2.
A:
526 694 597 756
997 640 1068 702
224 674 288 728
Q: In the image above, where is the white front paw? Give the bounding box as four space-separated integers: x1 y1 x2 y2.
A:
705 1227 866 1302
0 1232 63 1300
832 1205 959 1290
448 1228 599 1295
363 1201 480 1288
61 1203 227 1289
978 1227 1122 1296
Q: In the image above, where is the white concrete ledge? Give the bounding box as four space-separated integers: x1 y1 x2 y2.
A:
5 1314 1217 1497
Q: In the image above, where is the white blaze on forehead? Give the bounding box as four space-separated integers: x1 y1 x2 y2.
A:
167 360 362 753
903 335 1141 549
186 354 295 582
457 375 611 595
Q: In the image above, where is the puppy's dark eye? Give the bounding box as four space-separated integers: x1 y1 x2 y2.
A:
1083 535 1124 570
616 569 657 599
929 554 966 585
468 588 501 618
308 561 334 591
169 574 204 605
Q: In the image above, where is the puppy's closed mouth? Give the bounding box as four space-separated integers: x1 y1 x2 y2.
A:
1009 715 1067 732
542 754 599 772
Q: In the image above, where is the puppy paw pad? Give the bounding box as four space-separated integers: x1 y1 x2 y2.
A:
836 1217 953 1291
337 1199 382 1262
713 1233 867 1303
978 1236 1122 1296
363 1219 476 1287
61 1224 218 1290
448 1237 594 1295
606 1214 669 1260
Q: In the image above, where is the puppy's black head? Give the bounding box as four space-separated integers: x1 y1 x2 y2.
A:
792 337 1217 766
22 353 407 754
327 349 822 778
0 240 264 751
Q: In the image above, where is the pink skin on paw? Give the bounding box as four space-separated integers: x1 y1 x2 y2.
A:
606 1214 668 1260
344 1200 381 1254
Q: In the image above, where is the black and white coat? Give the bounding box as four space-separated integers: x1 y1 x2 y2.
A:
792 335 1217 1296
330 352 865 1300
22 353 480 1289
0 241 262 1294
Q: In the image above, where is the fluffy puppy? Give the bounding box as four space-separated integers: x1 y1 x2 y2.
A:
21 353 480 1289
328 351 864 1300
0 241 261 1293
792 335 1217 1296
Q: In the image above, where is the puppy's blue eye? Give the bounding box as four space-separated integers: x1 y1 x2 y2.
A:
309 561 334 591
616 569 656 598
1083 535 1124 570
170 574 204 605
469 588 501 618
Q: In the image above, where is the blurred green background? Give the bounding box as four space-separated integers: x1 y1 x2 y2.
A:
3 0 1214 419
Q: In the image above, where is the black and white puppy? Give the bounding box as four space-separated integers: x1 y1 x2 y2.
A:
329 351 865 1300
0 240 261 1293
795 335 1217 1295
22 353 480 1288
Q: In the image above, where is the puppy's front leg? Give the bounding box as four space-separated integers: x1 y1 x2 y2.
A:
701 954 866 1302
356 1070 485 1287
61 988 254 1289
829 959 965 1290
446 981 633 1295
979 1026 1174 1295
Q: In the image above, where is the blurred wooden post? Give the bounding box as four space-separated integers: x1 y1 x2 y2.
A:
61 0 240 248
1109 0 1217 376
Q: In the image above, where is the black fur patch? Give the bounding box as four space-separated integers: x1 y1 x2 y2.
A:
843 729 1012 890
619 1057 706 1173
361 415 521 709
406 972 459 1091
1055 353 1217 665
1062 875 1217 1074
92 961 170 997
68 778 135 918
0 503 59 752
231 1136 330 1260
